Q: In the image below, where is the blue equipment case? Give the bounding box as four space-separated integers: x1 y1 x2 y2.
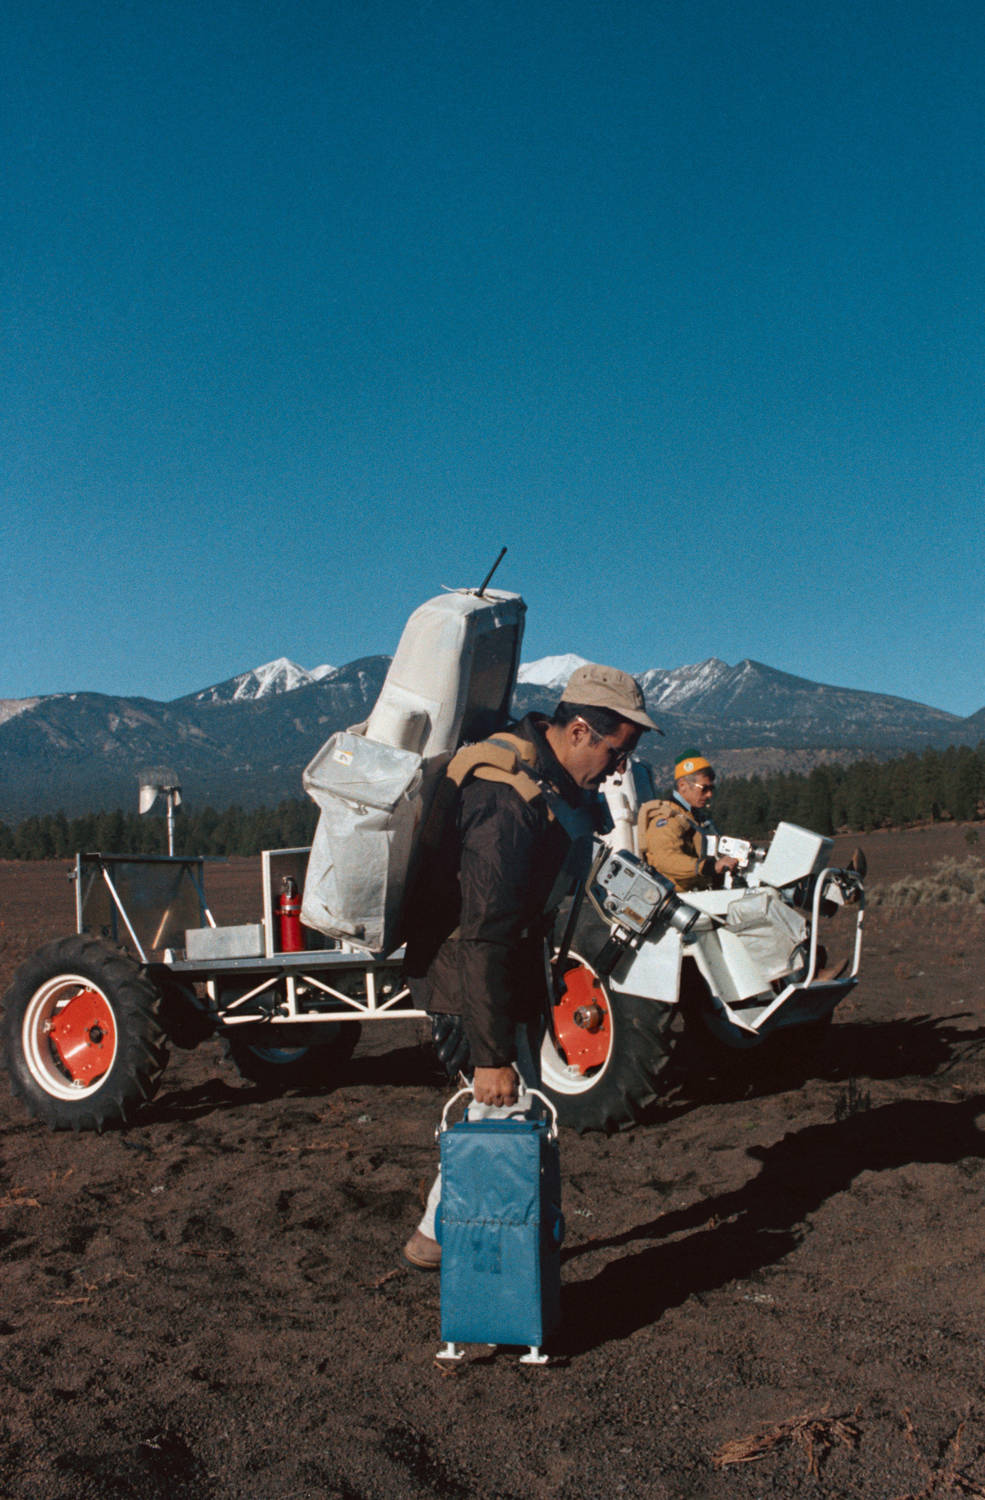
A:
436 1088 563 1362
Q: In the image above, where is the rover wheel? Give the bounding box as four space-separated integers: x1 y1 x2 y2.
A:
542 906 675 1133
2 936 169 1132
224 1020 361 1090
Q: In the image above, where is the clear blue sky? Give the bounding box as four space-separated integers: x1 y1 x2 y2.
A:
3 0 983 715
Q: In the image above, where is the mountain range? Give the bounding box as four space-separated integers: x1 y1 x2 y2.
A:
189 657 336 704
1 652 981 822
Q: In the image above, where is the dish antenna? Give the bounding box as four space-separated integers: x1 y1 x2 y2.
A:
138 767 182 855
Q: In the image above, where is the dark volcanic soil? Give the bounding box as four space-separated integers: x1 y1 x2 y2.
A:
2 826 985 1498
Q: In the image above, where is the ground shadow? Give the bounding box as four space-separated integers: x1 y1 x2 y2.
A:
140 1075 272 1124
140 1040 440 1126
559 1092 985 1355
635 1011 985 1123
822 1011 985 1082
140 1011 985 1131
345 1042 443 1089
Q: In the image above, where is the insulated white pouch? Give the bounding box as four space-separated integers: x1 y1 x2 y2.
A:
300 732 423 951
724 889 807 982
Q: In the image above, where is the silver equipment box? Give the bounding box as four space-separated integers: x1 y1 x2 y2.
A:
184 924 265 960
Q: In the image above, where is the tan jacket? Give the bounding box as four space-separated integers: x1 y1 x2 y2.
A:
638 798 711 892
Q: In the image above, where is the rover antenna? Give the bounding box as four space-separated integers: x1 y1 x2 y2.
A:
476 546 507 596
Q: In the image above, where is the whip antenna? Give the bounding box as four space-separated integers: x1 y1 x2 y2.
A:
476 546 507 596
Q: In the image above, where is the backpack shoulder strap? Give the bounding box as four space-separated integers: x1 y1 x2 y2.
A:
419 733 548 855
446 732 544 805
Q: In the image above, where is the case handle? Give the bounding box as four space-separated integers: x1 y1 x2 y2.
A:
438 1080 559 1140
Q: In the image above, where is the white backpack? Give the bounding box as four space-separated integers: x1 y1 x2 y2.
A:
300 588 526 954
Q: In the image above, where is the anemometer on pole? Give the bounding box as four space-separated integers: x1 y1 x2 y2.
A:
137 767 182 855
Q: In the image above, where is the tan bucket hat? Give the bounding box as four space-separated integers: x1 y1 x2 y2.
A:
560 663 662 733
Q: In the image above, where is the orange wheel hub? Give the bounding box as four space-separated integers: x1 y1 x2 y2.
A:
48 990 117 1084
553 963 611 1073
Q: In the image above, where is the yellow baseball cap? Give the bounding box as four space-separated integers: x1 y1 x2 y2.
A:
674 752 712 780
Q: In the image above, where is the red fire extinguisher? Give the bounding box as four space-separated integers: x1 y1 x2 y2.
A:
277 876 305 952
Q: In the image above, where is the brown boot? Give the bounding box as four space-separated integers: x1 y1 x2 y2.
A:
404 1229 441 1270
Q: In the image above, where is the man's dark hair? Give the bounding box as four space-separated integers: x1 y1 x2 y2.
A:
552 700 629 737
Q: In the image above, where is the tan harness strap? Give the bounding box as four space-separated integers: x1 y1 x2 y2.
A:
446 732 545 807
418 732 552 854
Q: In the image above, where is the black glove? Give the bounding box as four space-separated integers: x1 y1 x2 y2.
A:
431 1013 472 1081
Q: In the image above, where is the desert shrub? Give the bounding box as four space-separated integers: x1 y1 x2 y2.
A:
869 857 985 908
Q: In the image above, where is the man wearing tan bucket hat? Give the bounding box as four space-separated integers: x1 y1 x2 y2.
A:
638 748 740 892
402 662 659 1269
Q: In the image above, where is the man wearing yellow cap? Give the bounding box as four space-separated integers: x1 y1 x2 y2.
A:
638 749 739 891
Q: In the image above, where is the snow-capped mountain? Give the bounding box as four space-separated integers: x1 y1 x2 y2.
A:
200 651 595 703
517 655 735 708
0 697 42 727
2 646 981 822
190 649 982 754
517 655 737 708
516 654 589 690
637 659 740 710
189 651 748 712
189 658 335 704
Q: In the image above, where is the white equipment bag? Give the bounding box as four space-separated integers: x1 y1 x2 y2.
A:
301 588 526 954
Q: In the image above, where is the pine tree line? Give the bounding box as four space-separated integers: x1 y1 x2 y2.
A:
711 743 985 838
0 744 982 861
0 798 319 861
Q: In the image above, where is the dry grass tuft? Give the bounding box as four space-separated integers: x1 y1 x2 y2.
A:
712 1403 860 1475
870 857 985 908
892 1410 985 1499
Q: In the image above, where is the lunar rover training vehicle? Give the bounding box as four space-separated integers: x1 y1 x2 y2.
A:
1 579 865 1134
